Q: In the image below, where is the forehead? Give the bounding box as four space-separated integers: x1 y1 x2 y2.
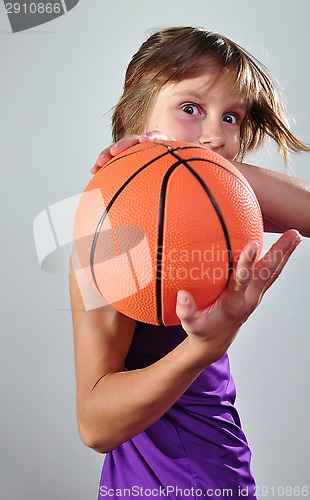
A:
161 68 248 105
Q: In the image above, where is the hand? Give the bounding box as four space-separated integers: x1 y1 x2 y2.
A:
176 229 302 363
91 132 176 174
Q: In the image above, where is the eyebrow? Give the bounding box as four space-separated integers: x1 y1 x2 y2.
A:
172 91 205 100
173 91 247 109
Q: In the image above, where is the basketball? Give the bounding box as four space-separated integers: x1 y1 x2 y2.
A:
74 141 264 326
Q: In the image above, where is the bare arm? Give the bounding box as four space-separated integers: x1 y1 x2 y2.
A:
70 259 221 454
233 161 310 237
71 284 215 453
70 231 301 454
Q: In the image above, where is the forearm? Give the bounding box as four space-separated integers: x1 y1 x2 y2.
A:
233 161 310 237
79 336 214 454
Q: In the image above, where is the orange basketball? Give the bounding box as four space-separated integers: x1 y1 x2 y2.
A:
74 141 264 326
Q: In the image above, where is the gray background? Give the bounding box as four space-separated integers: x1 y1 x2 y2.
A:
1 1 309 499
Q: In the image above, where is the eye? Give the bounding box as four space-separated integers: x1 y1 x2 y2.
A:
181 104 200 116
223 113 238 125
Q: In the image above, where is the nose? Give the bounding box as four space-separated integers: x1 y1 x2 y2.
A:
198 118 225 150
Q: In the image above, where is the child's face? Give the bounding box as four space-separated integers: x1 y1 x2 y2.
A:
144 68 247 161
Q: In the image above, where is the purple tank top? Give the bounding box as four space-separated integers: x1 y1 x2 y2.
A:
98 323 256 499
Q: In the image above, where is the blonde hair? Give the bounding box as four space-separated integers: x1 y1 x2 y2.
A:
112 26 309 162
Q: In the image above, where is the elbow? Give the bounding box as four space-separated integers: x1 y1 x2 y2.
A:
77 419 121 454
76 396 133 453
79 431 108 455
84 440 114 455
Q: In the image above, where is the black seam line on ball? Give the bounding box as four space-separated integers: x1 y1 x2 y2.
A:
185 163 233 276
169 151 261 214
156 159 184 326
90 149 172 296
186 157 261 213
167 150 233 279
154 142 199 153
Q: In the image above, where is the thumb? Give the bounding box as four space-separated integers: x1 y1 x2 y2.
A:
176 290 197 325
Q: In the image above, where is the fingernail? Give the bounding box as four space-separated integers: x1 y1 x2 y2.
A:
177 291 189 305
138 135 149 143
249 243 258 262
293 234 302 247
96 157 105 166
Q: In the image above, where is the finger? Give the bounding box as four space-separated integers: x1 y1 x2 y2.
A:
93 151 113 170
91 165 102 175
109 135 140 156
93 135 141 171
176 290 199 333
231 241 258 293
253 229 302 294
92 133 176 173
139 131 176 143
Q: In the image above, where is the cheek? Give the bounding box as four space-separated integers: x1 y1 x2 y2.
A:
145 111 170 133
225 132 240 160
146 114 183 138
231 129 240 143
230 131 240 150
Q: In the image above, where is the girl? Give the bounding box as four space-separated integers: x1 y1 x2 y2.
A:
70 27 310 499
